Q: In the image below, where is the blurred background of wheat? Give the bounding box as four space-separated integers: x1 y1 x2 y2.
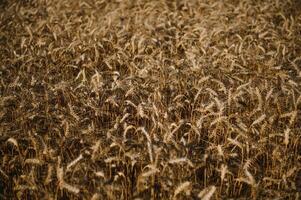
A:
0 0 301 199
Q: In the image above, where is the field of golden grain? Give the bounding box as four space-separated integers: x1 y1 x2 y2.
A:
1 0 301 199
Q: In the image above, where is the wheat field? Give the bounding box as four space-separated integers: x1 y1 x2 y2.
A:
0 0 301 199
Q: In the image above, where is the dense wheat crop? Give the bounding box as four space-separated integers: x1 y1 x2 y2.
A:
1 0 301 199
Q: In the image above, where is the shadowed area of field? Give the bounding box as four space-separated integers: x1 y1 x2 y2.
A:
0 0 301 199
